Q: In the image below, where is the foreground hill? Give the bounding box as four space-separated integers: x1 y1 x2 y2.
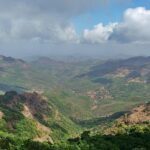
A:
103 102 150 135
118 102 150 124
63 103 150 150
0 102 149 150
0 91 81 143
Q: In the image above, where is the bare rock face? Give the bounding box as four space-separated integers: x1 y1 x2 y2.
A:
0 91 52 117
118 103 150 124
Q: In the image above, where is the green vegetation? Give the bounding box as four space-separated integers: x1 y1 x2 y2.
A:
1 56 150 119
0 56 150 149
0 91 82 143
0 124 149 150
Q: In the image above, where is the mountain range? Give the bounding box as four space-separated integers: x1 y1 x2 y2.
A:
0 55 149 147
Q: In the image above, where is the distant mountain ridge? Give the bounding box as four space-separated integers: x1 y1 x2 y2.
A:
0 55 26 63
0 55 149 124
80 56 150 77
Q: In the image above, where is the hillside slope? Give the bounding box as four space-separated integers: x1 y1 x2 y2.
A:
0 91 81 142
0 55 150 120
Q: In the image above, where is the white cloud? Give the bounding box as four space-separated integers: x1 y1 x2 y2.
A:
53 25 79 43
110 7 150 43
83 23 117 43
0 0 130 45
0 0 82 44
83 7 150 44
0 1 145 45
0 17 78 43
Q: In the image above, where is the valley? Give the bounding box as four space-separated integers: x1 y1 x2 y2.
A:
0 55 149 149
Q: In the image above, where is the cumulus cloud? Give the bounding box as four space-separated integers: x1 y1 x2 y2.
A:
1 6 150 45
0 0 83 43
110 7 150 43
0 18 78 43
0 0 135 44
0 0 90 44
83 7 150 44
83 23 117 43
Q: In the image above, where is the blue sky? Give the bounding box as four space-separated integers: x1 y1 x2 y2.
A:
72 0 150 33
0 0 150 58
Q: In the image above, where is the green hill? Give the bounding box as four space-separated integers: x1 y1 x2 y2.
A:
0 91 81 143
0 102 149 150
0 55 150 119
0 55 149 149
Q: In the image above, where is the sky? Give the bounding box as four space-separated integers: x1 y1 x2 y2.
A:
0 0 150 59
